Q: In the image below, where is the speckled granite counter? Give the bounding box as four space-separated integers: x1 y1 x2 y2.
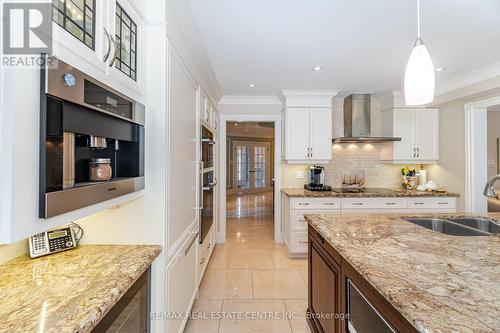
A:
282 188 460 198
305 212 500 333
0 245 161 333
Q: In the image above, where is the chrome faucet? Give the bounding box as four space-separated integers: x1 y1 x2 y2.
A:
484 175 500 197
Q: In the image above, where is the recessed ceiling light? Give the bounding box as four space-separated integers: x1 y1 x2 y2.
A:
312 66 323 72
435 67 447 72
248 83 256 87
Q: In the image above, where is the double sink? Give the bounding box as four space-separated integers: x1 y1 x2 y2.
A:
405 217 500 236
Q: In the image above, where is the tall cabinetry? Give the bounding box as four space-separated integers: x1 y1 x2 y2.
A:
281 90 338 164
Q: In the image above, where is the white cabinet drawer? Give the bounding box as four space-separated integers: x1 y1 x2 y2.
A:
291 210 337 232
407 197 457 209
342 197 406 210
290 232 308 253
291 198 341 210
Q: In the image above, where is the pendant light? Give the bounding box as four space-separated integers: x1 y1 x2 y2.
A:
404 0 435 106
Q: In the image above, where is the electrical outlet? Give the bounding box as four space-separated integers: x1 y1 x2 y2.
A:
296 171 304 179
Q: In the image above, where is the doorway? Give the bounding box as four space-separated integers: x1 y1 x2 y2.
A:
218 115 282 244
231 140 273 193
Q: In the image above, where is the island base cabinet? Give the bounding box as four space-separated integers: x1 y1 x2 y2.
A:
308 230 343 333
308 226 419 333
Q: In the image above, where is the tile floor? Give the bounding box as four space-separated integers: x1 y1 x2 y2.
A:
184 191 311 333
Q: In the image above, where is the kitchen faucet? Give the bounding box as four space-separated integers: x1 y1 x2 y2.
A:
484 175 500 197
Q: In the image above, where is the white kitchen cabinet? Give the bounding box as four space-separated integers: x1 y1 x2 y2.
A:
281 193 457 256
285 108 310 160
281 90 338 164
51 0 144 100
197 224 215 286
166 229 198 333
282 194 341 257
381 108 439 164
284 107 332 163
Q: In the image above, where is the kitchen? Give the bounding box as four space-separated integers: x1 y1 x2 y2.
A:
0 1 500 333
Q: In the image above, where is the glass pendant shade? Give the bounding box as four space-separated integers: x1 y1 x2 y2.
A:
404 38 435 106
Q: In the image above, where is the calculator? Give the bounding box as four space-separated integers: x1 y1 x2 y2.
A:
29 227 77 258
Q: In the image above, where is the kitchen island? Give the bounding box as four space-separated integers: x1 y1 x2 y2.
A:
305 213 500 333
0 245 161 333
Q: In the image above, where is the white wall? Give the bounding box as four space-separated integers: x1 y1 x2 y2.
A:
219 103 282 115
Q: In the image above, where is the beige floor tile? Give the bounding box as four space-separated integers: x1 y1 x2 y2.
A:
219 300 292 333
284 300 311 333
271 251 308 269
228 250 275 269
198 270 253 299
225 237 251 250
252 270 307 300
184 299 222 333
250 238 286 250
299 269 308 286
207 248 230 270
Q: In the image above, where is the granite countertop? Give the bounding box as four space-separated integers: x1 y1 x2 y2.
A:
305 212 500 333
281 187 460 198
0 245 161 333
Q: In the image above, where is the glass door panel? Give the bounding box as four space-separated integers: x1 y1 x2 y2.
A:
233 141 271 192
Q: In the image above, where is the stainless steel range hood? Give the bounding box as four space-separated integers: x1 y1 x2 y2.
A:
332 94 401 143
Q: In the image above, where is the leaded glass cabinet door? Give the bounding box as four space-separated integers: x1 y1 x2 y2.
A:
232 141 271 192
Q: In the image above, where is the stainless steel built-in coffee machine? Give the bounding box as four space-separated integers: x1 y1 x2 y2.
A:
304 165 332 191
40 58 145 218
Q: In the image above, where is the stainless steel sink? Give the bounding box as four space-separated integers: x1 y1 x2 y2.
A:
405 218 491 236
447 217 500 234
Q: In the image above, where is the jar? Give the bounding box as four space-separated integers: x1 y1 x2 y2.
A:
89 158 112 182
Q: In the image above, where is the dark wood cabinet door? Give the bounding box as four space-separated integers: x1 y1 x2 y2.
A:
309 238 341 333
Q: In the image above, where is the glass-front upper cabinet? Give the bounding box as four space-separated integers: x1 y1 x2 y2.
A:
50 0 144 99
107 0 143 95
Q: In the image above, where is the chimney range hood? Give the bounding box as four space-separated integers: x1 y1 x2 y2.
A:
332 94 401 143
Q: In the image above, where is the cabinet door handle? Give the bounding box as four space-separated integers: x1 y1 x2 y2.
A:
298 203 310 206
298 219 307 222
109 35 117 67
417 148 420 158
352 202 364 206
324 202 335 206
298 240 308 244
310 147 313 158
385 202 396 205
413 202 425 205
413 148 416 158
438 202 449 205
200 257 205 264
103 28 112 62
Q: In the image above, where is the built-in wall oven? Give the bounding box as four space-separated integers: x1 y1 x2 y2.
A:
200 125 216 243
347 279 396 333
39 57 145 218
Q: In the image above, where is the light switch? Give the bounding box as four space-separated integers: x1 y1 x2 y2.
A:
488 159 496 168
296 171 305 179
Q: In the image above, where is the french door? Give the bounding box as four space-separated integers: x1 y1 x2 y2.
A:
232 141 272 192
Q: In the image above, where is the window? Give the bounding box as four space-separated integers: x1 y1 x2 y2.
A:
115 3 137 80
53 0 95 49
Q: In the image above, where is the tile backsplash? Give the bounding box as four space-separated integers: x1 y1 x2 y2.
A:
281 96 418 189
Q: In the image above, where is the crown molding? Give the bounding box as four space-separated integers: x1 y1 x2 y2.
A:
219 95 281 105
436 61 500 97
280 89 340 99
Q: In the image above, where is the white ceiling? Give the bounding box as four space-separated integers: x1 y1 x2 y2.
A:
187 0 500 96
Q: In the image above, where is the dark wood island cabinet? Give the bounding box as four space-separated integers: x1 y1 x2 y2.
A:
307 225 418 333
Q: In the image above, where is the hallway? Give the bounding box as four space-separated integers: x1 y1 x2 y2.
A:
185 191 310 333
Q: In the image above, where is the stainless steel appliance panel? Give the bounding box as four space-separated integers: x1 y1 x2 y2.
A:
200 171 215 243
347 279 396 333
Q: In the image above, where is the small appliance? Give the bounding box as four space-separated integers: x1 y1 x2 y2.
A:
200 125 216 243
304 166 332 191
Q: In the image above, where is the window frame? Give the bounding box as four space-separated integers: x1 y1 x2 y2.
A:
52 0 96 50
114 2 138 81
